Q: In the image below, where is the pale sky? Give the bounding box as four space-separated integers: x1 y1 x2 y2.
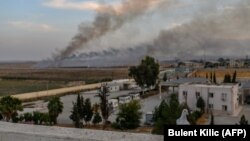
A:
0 0 244 61
0 0 108 61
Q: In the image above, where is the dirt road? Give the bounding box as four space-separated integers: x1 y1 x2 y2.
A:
12 83 101 101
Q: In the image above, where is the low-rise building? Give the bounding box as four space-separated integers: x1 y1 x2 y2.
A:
178 83 242 116
239 81 250 104
118 95 132 104
230 59 244 68
129 92 140 100
107 83 120 92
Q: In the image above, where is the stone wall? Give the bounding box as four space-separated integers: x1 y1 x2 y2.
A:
0 122 163 141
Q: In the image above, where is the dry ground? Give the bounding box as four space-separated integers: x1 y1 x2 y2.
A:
0 68 129 81
0 68 129 95
193 68 250 81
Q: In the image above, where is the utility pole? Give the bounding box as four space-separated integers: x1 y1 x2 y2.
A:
46 81 49 95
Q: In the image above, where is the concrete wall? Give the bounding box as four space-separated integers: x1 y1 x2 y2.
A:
0 122 163 141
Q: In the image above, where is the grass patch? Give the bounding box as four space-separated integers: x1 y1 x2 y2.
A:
0 80 65 96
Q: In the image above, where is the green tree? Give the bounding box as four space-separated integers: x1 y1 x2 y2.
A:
152 94 182 134
70 94 84 128
163 73 167 81
114 100 142 129
76 94 84 120
40 112 50 125
33 111 41 125
92 103 102 126
70 102 82 128
47 97 63 124
232 71 237 83
0 96 23 122
18 114 24 122
223 74 232 83
24 112 33 122
11 112 19 123
97 84 111 126
152 100 168 123
210 72 213 82
213 72 217 84
83 98 93 125
239 115 248 125
129 56 159 92
92 112 102 125
196 97 205 114
210 112 214 125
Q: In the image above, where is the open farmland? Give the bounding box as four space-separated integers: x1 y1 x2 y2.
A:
0 80 66 96
193 68 250 81
0 68 129 96
0 68 129 82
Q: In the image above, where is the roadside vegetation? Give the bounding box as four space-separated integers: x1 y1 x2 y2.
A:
112 100 142 130
0 96 63 126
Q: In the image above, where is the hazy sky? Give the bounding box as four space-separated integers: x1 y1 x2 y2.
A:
0 0 247 61
0 0 106 61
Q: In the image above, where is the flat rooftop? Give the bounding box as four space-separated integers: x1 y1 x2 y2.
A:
180 83 238 89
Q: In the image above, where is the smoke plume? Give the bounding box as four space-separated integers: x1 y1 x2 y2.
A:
49 0 250 67
151 0 250 59
56 0 166 60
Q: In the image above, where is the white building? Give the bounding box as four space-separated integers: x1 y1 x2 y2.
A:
229 59 244 68
178 83 243 115
107 83 120 92
118 95 132 104
129 93 140 100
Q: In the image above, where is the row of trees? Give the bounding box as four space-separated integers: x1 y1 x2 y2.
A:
223 71 237 83
0 96 63 125
70 87 143 130
70 94 102 128
206 72 217 84
204 71 237 83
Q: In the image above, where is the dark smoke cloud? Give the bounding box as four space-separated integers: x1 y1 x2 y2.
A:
151 1 250 59
44 0 250 68
56 0 168 60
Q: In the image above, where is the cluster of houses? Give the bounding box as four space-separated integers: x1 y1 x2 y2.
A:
160 56 250 69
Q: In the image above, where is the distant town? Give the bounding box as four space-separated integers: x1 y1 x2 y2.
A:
0 56 250 132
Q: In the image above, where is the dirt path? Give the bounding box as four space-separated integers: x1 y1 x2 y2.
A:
12 83 101 101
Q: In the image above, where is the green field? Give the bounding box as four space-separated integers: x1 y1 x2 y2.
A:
0 80 66 96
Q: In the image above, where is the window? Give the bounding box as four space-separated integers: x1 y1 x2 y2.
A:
209 93 214 98
222 105 227 111
209 104 213 109
196 92 200 98
221 93 227 101
183 91 187 99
